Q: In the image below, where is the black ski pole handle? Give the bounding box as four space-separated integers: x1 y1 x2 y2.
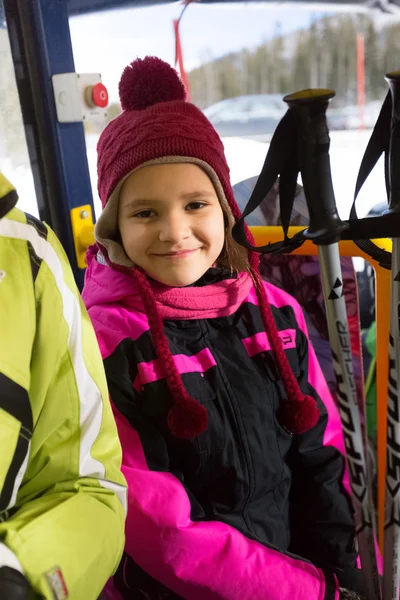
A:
385 71 400 216
283 89 348 244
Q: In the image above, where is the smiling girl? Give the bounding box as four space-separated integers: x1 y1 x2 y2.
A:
83 56 364 600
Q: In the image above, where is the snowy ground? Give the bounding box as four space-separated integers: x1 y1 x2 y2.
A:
2 128 386 227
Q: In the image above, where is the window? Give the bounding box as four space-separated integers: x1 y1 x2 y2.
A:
0 1 38 217
70 4 390 224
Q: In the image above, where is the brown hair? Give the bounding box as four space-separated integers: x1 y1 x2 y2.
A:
216 198 251 275
218 224 250 274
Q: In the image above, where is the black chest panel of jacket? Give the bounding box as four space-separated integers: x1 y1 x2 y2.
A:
104 298 357 599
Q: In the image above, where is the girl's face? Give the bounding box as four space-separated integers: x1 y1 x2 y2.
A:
118 162 225 287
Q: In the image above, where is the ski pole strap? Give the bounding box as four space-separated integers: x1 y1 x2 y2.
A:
233 87 400 261
232 110 307 254
349 90 392 268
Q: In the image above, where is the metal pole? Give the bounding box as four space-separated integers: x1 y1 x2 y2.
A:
382 70 400 600
284 88 381 600
319 243 380 600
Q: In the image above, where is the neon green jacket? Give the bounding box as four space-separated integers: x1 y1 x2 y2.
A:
0 172 127 599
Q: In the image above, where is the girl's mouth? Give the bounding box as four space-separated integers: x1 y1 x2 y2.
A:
154 249 200 258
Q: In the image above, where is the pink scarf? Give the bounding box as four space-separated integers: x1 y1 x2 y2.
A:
85 244 254 321
125 271 253 320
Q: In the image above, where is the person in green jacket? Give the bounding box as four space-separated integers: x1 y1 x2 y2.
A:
0 172 127 600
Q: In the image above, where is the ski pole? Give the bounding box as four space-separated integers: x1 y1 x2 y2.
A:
283 89 381 600
383 71 400 600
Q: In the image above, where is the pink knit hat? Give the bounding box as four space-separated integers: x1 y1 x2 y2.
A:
94 56 320 439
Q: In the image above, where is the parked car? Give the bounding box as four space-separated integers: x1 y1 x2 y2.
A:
203 94 286 139
203 93 356 138
341 101 381 130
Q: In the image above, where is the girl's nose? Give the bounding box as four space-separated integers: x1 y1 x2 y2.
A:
158 214 191 244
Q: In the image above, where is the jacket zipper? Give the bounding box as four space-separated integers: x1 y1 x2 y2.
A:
199 320 256 534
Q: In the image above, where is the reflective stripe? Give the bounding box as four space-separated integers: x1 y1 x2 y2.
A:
99 479 127 512
7 446 30 511
25 213 47 239
0 542 24 573
0 374 33 513
0 218 126 513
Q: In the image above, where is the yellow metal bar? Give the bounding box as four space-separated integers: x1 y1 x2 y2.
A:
250 226 391 261
249 226 391 551
70 204 95 269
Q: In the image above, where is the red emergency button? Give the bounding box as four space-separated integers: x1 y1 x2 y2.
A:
91 83 108 108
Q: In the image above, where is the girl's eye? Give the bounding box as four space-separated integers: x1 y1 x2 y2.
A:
133 209 155 219
186 202 207 211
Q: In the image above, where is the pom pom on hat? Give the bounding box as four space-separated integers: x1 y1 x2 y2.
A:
119 56 187 111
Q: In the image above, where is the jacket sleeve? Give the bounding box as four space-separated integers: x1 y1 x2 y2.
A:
287 304 364 596
99 335 340 600
0 223 127 600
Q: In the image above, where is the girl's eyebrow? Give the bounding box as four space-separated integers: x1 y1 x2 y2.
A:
122 198 162 210
123 190 216 210
180 191 216 200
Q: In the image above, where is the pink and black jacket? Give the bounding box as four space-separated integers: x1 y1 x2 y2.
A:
83 250 363 600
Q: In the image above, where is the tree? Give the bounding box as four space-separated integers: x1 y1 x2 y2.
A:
364 18 384 101
382 24 400 75
292 30 311 92
187 14 398 110
216 54 241 99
